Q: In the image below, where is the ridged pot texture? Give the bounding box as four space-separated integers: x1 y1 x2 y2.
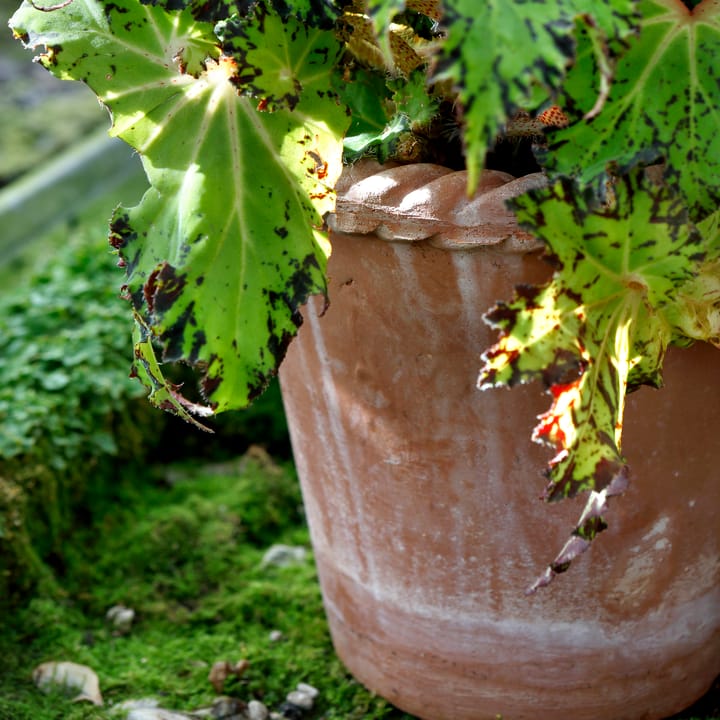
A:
279 162 720 720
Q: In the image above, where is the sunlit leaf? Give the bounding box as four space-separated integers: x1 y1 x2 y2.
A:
479 170 713 587
11 0 348 414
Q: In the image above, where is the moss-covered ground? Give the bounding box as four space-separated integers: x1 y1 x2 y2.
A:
0 451 415 719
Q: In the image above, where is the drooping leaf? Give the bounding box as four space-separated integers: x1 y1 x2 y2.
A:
434 0 639 188
129 310 215 431
545 0 720 221
11 0 349 415
479 169 714 588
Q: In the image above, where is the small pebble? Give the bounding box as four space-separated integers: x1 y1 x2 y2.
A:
110 698 159 713
124 708 192 720
276 703 304 720
33 661 103 706
106 604 135 633
260 544 307 568
268 630 283 643
247 699 269 720
295 683 318 700
285 691 313 710
210 696 246 719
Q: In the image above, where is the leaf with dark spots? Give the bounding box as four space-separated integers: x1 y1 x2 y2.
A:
433 0 638 188
149 263 188 314
143 265 162 314
216 1 343 112
480 169 717 586
11 0 349 414
159 301 196 361
546 0 720 221
108 212 135 250
188 330 206 364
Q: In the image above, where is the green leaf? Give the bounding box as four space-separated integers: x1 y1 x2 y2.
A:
479 170 712 588
389 69 438 128
340 67 438 161
12 0 349 414
339 67 392 141
545 0 720 220
434 0 638 188
217 3 341 109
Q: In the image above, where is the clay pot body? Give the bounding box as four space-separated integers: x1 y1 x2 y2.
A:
278 163 720 720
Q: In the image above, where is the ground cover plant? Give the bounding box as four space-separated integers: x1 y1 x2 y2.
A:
0 454 418 720
0 218 296 608
0 227 159 607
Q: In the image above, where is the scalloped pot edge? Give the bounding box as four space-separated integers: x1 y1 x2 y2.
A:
329 160 547 252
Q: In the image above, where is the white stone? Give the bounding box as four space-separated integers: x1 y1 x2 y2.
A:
247 699 269 720
260 544 307 568
286 690 313 710
106 604 135 632
295 683 318 699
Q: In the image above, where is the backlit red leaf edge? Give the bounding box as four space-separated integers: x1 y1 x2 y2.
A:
478 170 712 591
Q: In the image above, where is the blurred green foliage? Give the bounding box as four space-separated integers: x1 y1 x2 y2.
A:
0 231 161 605
0 223 291 608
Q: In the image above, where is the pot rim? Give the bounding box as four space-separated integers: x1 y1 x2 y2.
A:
329 160 547 253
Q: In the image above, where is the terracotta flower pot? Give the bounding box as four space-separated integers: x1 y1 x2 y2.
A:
278 162 720 720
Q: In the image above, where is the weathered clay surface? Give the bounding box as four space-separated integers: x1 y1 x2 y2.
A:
329 159 546 251
280 164 720 720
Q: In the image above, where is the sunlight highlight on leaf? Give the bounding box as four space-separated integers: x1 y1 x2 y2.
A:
11 0 349 414
479 170 710 586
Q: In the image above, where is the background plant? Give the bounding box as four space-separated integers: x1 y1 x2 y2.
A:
0 229 161 606
8 0 720 586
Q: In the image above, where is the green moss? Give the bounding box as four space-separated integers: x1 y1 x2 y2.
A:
0 457 413 719
0 225 168 605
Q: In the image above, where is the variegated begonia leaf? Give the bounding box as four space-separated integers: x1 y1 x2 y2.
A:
434 0 639 188
545 0 720 221
479 170 715 591
11 0 348 419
